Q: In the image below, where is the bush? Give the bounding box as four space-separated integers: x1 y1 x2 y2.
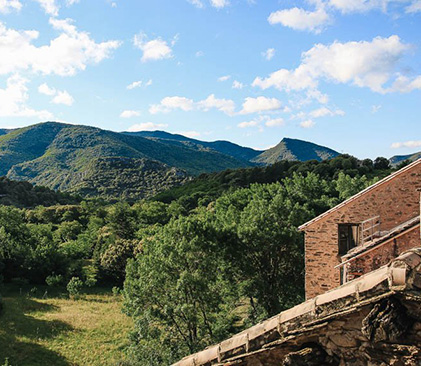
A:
0 294 3 315
45 274 64 287
67 277 83 298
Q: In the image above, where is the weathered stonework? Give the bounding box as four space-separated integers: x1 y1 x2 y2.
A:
173 249 421 366
300 159 421 299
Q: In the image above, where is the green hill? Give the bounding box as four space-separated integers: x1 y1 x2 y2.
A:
0 122 251 199
390 152 421 167
126 130 262 162
252 138 340 165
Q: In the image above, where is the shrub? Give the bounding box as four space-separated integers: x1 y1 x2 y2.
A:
67 277 83 298
45 274 64 287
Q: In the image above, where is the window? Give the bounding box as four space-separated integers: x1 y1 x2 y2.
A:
338 224 359 255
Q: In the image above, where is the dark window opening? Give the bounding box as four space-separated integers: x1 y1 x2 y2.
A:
338 224 359 255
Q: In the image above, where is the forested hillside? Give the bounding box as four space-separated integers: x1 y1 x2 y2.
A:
0 155 394 365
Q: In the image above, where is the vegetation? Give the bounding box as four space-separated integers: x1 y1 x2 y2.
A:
0 154 395 365
0 285 132 366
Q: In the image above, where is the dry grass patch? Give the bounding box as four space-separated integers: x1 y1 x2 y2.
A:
0 286 133 366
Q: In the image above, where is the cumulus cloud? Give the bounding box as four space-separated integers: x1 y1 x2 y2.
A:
238 120 259 128
52 90 74 105
253 36 418 95
265 117 285 127
127 122 168 132
38 83 56 96
232 80 244 89
33 0 59 16
126 79 152 90
120 110 141 118
391 140 421 149
210 0 229 8
240 96 282 114
149 96 195 114
262 48 275 60
197 94 236 115
38 82 74 105
187 0 204 7
309 106 345 118
0 0 21 13
133 32 175 62
406 0 421 12
300 119 315 128
218 75 231 82
0 74 53 119
268 7 330 33
0 20 120 77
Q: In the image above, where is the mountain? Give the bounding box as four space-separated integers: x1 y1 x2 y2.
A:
124 130 262 163
252 138 340 165
0 122 251 199
390 152 421 167
0 129 9 136
0 122 343 200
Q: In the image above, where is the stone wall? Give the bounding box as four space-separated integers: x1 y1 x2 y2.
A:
303 161 421 299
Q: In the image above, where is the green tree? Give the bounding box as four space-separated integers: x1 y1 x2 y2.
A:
124 213 237 365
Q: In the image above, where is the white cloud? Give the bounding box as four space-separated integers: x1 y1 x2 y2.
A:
38 82 74 105
210 0 229 8
197 94 236 115
388 75 421 93
126 79 152 90
371 104 381 113
127 81 142 90
134 32 174 63
127 122 168 132
52 90 74 106
300 119 315 128
0 74 53 119
38 83 56 96
406 0 421 12
218 75 231 82
66 0 80 5
238 120 259 128
150 94 235 115
240 96 282 114
309 106 345 118
33 0 59 16
149 96 195 114
391 140 421 149
253 36 415 94
262 48 275 61
195 50 204 57
187 0 204 7
0 20 120 77
120 110 141 118
268 7 330 33
0 0 21 13
232 80 244 89
265 117 285 127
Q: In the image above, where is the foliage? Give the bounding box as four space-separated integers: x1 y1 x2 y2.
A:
124 213 238 365
67 277 83 298
45 274 64 287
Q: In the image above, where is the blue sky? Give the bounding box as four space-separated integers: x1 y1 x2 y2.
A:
0 0 420 159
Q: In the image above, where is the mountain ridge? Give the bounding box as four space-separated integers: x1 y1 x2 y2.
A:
0 121 346 200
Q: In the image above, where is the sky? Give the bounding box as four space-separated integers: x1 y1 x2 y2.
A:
0 0 420 159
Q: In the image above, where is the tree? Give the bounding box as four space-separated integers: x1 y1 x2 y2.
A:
374 157 390 170
123 213 237 365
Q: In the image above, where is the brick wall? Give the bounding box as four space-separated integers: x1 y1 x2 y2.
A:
345 225 420 282
303 161 421 299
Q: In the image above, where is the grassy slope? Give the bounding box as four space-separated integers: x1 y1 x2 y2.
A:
0 286 132 366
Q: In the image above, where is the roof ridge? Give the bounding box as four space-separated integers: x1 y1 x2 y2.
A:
298 158 421 230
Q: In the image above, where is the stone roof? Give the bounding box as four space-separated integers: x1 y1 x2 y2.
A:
298 158 421 231
172 248 421 366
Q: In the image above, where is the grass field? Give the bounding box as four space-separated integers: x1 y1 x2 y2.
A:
0 285 133 366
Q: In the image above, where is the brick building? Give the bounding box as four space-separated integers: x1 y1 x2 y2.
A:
299 158 421 299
